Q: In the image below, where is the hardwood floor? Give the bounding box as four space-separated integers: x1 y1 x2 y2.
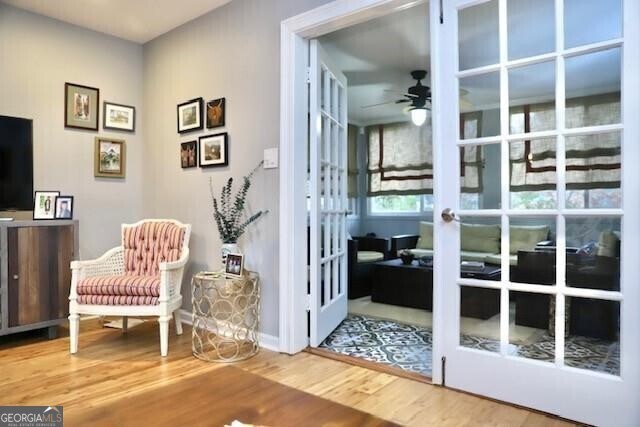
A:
0 319 576 427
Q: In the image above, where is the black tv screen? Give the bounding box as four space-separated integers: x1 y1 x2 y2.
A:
0 115 33 211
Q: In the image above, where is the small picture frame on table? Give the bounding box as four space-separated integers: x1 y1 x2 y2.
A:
33 191 60 220
103 102 135 132
225 253 244 278
54 196 74 219
177 97 203 133
199 132 228 167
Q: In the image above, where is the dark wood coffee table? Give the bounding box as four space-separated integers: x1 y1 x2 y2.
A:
371 259 501 319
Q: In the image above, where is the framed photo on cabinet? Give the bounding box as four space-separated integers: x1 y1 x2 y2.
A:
33 191 60 220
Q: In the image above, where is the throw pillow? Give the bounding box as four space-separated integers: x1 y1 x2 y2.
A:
461 223 500 253
510 225 550 254
416 221 434 249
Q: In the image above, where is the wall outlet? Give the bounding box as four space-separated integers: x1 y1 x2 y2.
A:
263 147 278 169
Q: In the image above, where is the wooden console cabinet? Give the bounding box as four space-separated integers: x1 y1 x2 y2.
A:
0 220 78 339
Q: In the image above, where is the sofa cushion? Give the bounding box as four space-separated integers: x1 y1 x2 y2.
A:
123 221 185 276
597 230 621 257
357 251 384 263
416 222 434 249
461 223 500 253
77 275 160 297
77 295 159 306
510 225 549 254
484 253 518 266
461 250 493 263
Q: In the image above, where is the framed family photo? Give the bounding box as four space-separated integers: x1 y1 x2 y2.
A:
95 137 126 178
180 141 197 168
225 253 244 278
206 97 225 128
103 102 135 132
54 196 74 219
33 191 60 220
199 133 228 167
177 98 203 133
65 82 99 131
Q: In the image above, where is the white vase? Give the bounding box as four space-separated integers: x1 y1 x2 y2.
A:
221 242 240 266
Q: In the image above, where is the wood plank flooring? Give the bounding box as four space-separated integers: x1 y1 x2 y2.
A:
0 319 577 427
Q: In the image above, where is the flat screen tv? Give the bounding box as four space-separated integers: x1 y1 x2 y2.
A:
0 115 33 211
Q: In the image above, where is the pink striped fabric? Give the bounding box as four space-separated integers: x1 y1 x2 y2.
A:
77 295 159 306
77 275 160 297
123 222 185 276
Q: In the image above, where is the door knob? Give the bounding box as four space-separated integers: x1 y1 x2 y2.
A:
12 274 18 280
441 208 460 223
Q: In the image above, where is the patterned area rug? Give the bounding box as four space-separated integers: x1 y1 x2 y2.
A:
320 315 432 376
321 314 620 377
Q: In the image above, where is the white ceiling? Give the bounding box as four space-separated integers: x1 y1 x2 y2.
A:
0 0 232 43
320 3 430 126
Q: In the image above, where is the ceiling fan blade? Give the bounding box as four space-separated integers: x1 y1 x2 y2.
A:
360 100 398 109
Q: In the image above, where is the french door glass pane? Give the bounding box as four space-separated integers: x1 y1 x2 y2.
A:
460 144 501 210
565 131 621 209
564 296 620 375
509 61 556 134
564 0 622 49
565 48 621 128
565 217 620 291
507 0 555 60
509 290 555 363
460 285 501 353
459 216 501 276
510 217 557 285
460 72 500 138
458 0 499 70
510 139 557 209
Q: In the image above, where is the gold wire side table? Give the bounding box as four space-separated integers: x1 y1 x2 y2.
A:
191 271 260 362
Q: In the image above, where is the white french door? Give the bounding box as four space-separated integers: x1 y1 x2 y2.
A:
434 0 639 425
309 39 349 347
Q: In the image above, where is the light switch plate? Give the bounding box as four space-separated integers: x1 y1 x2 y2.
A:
263 147 279 169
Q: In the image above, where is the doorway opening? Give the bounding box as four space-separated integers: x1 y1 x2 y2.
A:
307 2 434 379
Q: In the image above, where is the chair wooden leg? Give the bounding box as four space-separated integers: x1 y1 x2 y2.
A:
122 316 128 333
174 311 183 336
69 314 80 354
158 316 170 357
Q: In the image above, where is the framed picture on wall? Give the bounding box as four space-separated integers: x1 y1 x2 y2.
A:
206 97 225 128
180 141 197 168
65 82 99 131
103 102 135 132
54 195 74 219
199 133 228 168
33 191 60 220
177 98 203 133
94 137 126 178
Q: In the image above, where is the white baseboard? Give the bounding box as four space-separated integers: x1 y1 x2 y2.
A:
178 309 280 352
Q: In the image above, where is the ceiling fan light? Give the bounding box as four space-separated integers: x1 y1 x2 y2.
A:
411 108 427 126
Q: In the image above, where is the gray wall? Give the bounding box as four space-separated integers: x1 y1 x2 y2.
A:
0 4 145 259
142 0 332 337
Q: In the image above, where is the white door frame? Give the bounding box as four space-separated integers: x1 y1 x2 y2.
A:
278 0 444 381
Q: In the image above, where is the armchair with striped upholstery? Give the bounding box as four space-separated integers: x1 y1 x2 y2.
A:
68 219 191 356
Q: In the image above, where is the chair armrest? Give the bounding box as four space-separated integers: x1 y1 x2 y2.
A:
159 248 190 301
70 246 125 276
353 236 389 258
390 235 419 258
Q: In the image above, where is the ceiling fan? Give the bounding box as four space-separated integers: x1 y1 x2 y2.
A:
361 70 431 125
361 70 473 125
